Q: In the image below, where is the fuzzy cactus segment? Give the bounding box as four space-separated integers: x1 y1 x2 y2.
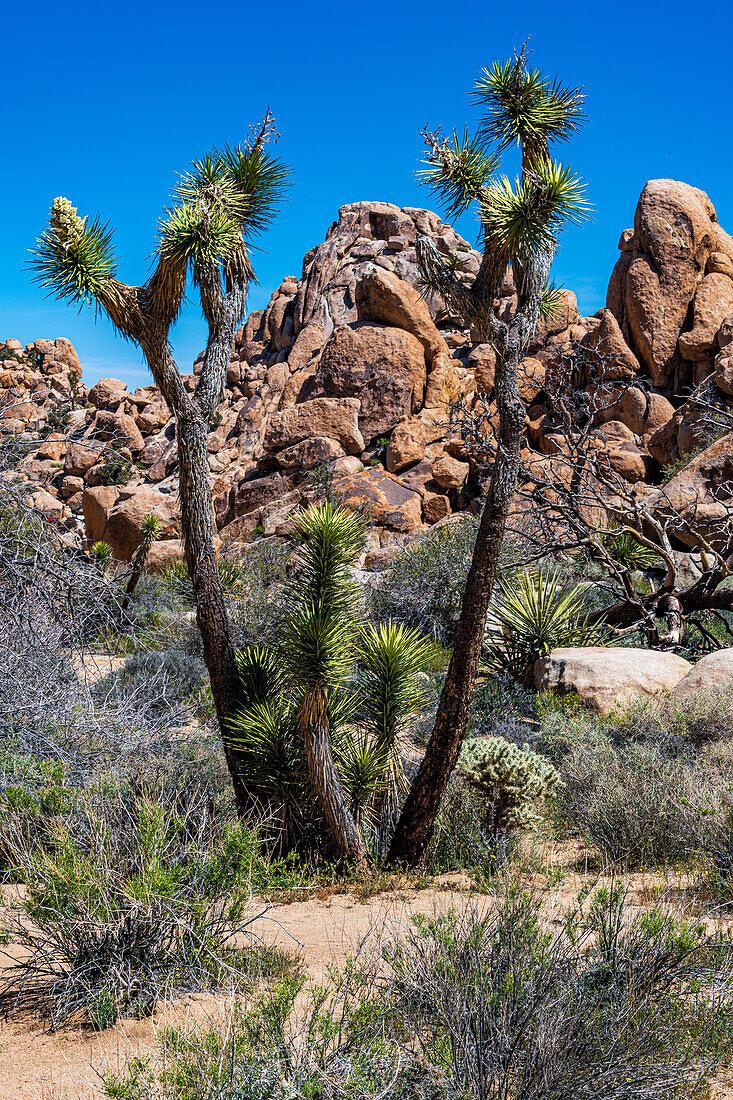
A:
457 735 559 833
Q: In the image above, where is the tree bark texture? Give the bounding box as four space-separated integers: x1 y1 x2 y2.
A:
388 249 553 868
300 688 372 866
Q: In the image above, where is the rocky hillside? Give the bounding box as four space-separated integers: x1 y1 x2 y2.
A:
3 181 733 568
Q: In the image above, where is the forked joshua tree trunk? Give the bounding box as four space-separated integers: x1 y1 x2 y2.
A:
387 49 586 865
32 121 290 817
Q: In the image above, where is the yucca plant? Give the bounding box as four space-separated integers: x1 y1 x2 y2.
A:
227 505 434 861
482 571 603 687
31 113 291 816
390 47 589 866
356 623 435 821
600 528 661 572
90 540 113 568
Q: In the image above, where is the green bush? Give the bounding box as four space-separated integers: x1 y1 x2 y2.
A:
370 516 479 644
387 888 733 1098
105 888 733 1098
0 783 287 1028
93 649 208 721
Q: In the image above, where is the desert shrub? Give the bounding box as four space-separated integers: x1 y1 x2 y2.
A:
0 783 285 1029
482 570 604 686
457 735 559 835
554 732 697 865
370 516 479 643
613 686 733 749
386 888 733 1098
104 961 406 1100
469 674 539 745
425 774 504 878
93 648 208 723
541 688 733 873
96 442 134 486
228 539 293 647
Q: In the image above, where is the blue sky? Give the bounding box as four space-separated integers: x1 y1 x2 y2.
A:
2 0 731 390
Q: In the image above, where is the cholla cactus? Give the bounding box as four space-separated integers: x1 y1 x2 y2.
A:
457 736 559 833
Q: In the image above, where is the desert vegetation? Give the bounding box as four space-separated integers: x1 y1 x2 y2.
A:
3 38 733 1100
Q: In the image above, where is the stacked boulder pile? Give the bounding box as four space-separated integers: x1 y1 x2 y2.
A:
3 181 733 567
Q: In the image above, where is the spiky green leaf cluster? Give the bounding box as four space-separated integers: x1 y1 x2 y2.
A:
29 197 118 308
416 51 589 281
600 530 661 572
472 60 586 155
159 141 291 277
482 571 605 686
417 129 499 224
358 623 434 747
457 735 559 832
480 162 588 256
539 278 565 323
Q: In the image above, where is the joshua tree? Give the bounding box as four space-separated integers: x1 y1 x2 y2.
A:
388 49 588 865
31 114 290 810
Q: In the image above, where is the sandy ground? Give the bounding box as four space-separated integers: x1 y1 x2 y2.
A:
3 850 733 1100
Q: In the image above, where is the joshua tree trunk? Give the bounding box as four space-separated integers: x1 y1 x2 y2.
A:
301 688 372 866
388 254 550 867
177 410 248 812
140 285 251 813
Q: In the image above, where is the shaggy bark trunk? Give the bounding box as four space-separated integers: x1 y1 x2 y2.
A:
301 688 372 866
177 410 248 812
387 322 527 867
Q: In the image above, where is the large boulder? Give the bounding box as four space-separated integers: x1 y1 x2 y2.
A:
386 418 425 473
581 308 640 381
309 323 426 439
87 377 128 409
671 649 733 702
607 180 733 386
678 272 733 361
355 267 448 364
82 486 181 561
534 646 693 715
93 409 145 453
264 397 364 454
645 432 733 551
332 467 423 532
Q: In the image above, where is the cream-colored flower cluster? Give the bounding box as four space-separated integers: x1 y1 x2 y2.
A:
49 196 86 245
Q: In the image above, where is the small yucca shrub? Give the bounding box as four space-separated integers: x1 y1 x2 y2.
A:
482 570 604 686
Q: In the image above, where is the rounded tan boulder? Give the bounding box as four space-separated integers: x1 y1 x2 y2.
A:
432 453 469 490
87 377 128 409
534 646 692 715
671 648 733 702
82 485 181 561
386 419 425 473
355 267 448 365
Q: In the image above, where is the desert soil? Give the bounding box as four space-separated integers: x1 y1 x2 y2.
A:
3 845 733 1099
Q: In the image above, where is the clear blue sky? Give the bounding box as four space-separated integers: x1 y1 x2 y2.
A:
2 0 731 390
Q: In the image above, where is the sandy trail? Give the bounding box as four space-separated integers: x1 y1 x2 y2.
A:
1 858 731 1099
